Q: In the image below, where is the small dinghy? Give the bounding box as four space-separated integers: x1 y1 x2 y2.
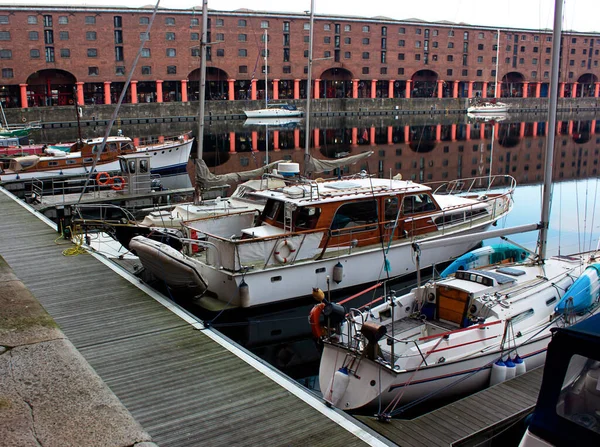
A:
129 235 208 295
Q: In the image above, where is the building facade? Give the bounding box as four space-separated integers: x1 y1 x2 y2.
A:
1 4 600 109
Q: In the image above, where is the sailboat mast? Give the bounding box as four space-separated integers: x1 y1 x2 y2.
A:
494 29 500 98
539 0 564 262
197 0 208 161
264 29 268 109
303 0 315 163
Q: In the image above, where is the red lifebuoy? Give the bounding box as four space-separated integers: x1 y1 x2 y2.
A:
111 175 126 191
309 302 326 338
96 172 112 186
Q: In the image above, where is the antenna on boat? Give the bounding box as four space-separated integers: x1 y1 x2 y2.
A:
538 0 564 262
302 0 315 174
76 0 160 204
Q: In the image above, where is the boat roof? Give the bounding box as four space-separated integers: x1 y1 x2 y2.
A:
252 177 431 205
83 136 133 144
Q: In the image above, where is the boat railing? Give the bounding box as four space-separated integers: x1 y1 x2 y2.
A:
71 203 138 226
189 189 514 271
429 174 517 195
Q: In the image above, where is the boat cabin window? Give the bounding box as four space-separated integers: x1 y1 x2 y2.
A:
263 199 283 222
140 159 149 173
331 200 378 231
403 194 436 215
434 212 465 226
512 308 534 325
127 160 136 173
557 354 600 435
384 197 400 221
48 161 59 166
83 157 93 163
295 206 321 230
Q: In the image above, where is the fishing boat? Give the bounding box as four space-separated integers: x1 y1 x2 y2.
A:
130 167 515 310
315 0 600 415
243 30 302 119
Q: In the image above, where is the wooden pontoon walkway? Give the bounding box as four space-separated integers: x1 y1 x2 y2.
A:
0 189 388 447
357 366 543 446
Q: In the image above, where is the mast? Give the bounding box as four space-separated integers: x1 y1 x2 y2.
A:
303 0 315 169
494 29 500 98
196 0 208 161
539 0 564 262
264 29 268 109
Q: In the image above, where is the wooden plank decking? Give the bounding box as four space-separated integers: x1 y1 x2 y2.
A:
357 366 543 446
0 189 386 447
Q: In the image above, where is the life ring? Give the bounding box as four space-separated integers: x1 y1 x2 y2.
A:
359 81 365 88
68 99 74 105
274 239 297 264
21 117 27 123
309 302 326 338
395 81 400 87
393 136 398 143
111 175 126 191
96 172 112 186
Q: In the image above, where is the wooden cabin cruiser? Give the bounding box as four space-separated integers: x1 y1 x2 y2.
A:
0 134 193 182
131 164 516 310
317 253 600 412
0 138 123 181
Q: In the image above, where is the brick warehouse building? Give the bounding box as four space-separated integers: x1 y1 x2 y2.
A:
1 4 600 109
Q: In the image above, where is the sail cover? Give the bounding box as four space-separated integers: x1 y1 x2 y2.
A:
195 151 373 189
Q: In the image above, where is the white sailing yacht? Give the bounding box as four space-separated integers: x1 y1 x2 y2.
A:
316 0 600 414
244 30 302 119
467 29 509 116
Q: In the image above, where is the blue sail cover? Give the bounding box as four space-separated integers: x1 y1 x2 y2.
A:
440 244 529 278
555 264 600 314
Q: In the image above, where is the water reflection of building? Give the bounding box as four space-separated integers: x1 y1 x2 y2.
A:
199 119 599 186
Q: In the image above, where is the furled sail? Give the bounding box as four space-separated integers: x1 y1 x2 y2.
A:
195 150 373 189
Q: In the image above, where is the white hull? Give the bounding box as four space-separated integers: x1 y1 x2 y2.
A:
467 103 509 114
317 253 600 411
0 159 122 181
195 222 493 308
244 108 302 118
136 138 193 174
320 333 551 410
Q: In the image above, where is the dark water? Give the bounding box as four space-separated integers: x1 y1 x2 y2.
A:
33 112 600 411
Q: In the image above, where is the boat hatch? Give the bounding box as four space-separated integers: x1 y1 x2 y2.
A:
455 270 517 286
326 181 363 190
437 286 471 326
496 267 526 276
